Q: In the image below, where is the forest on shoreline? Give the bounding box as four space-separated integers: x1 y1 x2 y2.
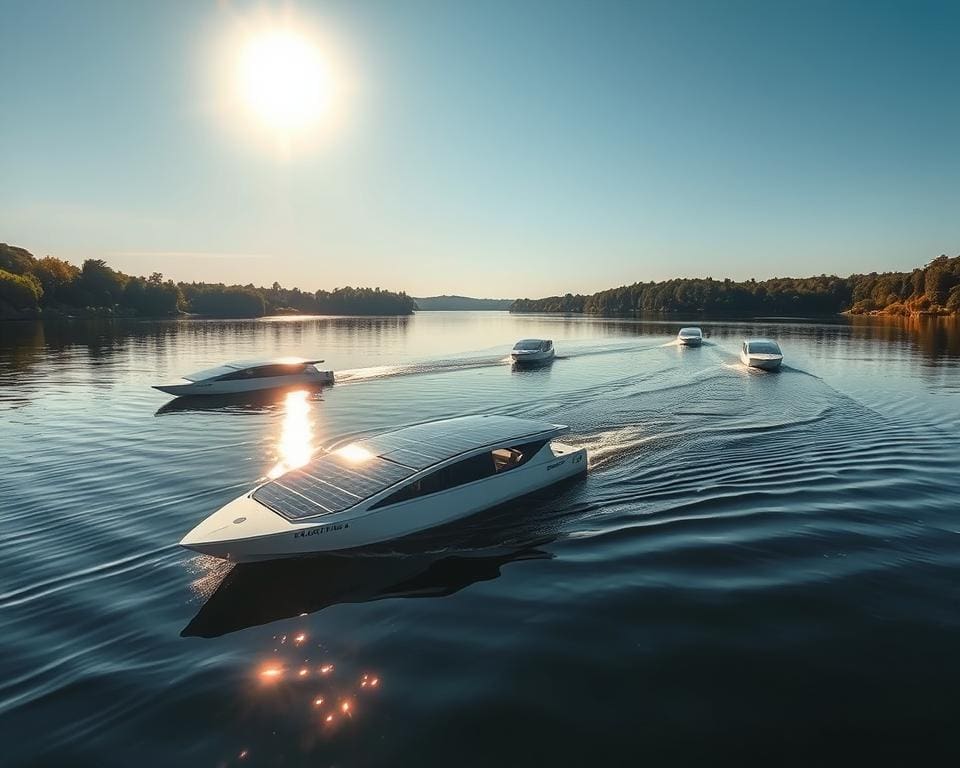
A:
4 243 958 321
0 244 416 319
510 255 960 317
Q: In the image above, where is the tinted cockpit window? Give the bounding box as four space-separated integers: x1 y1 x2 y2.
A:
514 340 544 351
747 342 781 355
218 364 303 381
492 439 548 472
370 439 549 509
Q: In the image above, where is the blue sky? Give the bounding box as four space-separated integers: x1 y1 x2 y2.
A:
2 0 958 297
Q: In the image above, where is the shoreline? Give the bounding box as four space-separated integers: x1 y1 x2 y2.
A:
842 308 958 318
508 309 958 320
0 308 417 322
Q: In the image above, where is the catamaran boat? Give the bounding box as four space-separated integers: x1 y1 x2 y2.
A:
677 327 703 346
511 339 555 365
153 358 334 396
179 414 587 561
740 339 783 370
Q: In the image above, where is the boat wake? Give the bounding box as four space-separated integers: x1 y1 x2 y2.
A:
335 355 511 384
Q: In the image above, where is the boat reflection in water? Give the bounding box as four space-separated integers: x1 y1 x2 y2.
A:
154 385 326 416
182 544 552 638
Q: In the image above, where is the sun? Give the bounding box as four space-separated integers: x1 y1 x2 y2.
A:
236 27 332 132
210 8 353 154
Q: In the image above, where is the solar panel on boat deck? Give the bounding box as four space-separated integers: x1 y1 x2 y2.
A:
358 415 555 469
252 416 560 521
252 455 414 520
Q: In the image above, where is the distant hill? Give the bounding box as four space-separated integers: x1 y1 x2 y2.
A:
414 295 514 311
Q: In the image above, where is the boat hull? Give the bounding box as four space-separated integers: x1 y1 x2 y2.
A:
154 370 334 396
510 350 555 365
740 353 782 370
678 337 702 346
181 441 587 561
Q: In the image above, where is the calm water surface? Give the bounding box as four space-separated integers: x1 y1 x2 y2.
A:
1 312 959 766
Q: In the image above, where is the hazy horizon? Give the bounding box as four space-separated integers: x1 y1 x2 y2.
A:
3 0 958 297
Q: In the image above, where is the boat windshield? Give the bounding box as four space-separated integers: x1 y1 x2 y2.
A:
747 341 781 354
184 365 237 382
679 328 701 337
514 340 545 351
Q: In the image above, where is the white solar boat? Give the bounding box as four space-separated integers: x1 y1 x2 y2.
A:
677 327 703 346
740 338 783 370
153 358 334 396
180 415 587 561
510 339 555 365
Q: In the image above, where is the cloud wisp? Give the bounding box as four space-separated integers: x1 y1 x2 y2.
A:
113 251 271 260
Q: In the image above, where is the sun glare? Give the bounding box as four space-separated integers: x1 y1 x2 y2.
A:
212 7 353 154
334 443 374 464
237 28 331 131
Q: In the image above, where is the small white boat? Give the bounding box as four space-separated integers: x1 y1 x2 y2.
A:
153 358 334 396
180 414 587 562
511 339 555 365
740 339 783 370
677 327 703 346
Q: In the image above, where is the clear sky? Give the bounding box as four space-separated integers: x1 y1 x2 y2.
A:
2 0 958 298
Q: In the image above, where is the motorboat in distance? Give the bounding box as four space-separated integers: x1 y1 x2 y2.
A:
153 358 334 397
180 414 587 561
740 339 783 370
677 327 703 346
511 339 555 365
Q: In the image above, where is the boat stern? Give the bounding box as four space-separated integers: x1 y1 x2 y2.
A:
309 367 336 384
545 440 588 478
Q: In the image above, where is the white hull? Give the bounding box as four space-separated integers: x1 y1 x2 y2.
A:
181 441 586 561
740 352 782 370
154 370 333 396
511 349 555 365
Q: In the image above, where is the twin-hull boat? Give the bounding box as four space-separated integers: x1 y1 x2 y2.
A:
511 339 555 365
180 415 587 562
740 339 783 370
677 327 703 346
153 358 334 396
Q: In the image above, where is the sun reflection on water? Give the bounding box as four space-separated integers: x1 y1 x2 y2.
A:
244 630 382 751
187 554 235 599
268 390 315 479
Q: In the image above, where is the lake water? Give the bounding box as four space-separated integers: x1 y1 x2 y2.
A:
1 312 959 766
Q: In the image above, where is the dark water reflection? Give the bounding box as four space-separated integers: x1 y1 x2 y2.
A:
185 547 552 639
154 386 328 416
1 311 959 765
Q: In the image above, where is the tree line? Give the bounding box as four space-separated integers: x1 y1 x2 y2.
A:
510 255 960 317
0 244 417 318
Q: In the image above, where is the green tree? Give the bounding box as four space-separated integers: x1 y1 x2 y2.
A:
123 276 182 315
185 284 266 317
79 259 125 306
924 257 954 306
0 268 42 310
946 286 960 314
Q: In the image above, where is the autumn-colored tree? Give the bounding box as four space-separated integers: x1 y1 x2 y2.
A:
34 256 80 302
